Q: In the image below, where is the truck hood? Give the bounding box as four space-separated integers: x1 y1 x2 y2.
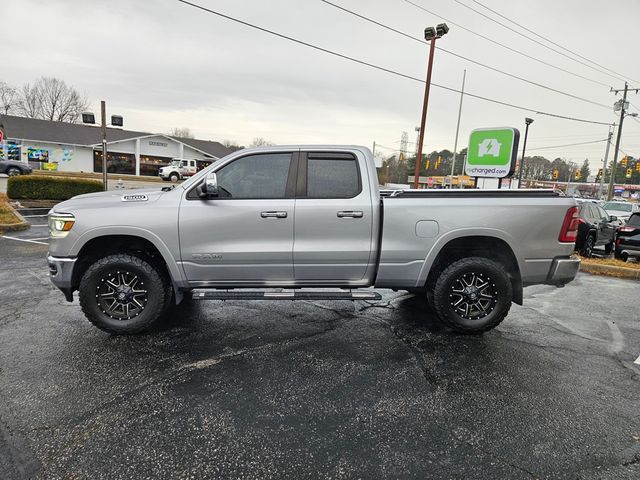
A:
52 187 170 213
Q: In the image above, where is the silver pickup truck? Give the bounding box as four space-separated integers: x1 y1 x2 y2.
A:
47 145 580 335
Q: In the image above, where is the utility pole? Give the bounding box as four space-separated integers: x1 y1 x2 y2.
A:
599 126 613 199
413 23 449 189
450 69 466 188
608 82 639 200
101 101 108 191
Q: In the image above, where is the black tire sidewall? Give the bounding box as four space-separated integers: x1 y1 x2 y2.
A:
79 255 166 334
433 257 512 333
581 235 595 257
7 167 20 176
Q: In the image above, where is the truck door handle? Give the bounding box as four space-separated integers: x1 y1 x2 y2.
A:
337 211 363 218
261 211 287 218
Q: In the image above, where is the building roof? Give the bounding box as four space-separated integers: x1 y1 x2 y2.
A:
0 115 235 158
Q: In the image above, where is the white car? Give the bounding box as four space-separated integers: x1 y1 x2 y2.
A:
602 201 640 223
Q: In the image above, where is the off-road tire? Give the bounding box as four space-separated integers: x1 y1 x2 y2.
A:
432 257 512 334
79 254 168 334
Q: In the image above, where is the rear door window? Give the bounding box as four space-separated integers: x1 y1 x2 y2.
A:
305 154 361 198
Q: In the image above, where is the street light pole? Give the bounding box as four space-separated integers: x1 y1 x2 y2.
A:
517 117 533 188
450 69 466 188
599 126 613 199
413 23 449 189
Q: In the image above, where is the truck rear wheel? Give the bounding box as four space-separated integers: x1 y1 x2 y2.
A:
432 257 512 334
79 254 168 334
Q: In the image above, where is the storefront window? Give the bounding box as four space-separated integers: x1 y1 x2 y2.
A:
93 151 135 175
140 155 172 176
7 141 21 161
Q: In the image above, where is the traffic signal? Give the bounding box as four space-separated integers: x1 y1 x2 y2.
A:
574 170 581 180
636 163 640 172
552 169 559 179
626 168 633 178
598 168 603 177
621 156 628 167
425 159 430 170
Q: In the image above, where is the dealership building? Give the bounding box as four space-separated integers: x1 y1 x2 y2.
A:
0 115 236 176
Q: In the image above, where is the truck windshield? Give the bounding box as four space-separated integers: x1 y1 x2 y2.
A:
170 160 182 167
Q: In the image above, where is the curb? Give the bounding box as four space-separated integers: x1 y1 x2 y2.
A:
580 262 640 281
0 203 29 233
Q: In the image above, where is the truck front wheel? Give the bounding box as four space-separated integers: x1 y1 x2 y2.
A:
432 257 512 334
79 254 168 334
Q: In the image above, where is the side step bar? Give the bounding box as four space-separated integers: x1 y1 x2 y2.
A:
191 289 382 301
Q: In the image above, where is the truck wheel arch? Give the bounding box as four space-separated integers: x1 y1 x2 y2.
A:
69 230 184 294
420 233 523 305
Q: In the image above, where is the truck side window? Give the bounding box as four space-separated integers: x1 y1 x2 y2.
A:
307 158 360 198
216 153 292 199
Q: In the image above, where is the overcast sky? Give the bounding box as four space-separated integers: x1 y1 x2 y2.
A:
3 0 640 165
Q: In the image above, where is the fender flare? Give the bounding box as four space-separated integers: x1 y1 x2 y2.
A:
416 227 523 287
69 226 185 286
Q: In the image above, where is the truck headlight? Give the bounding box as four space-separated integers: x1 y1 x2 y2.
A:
48 213 75 237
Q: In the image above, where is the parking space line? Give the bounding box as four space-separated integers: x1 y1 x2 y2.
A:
0 235 48 245
634 356 640 365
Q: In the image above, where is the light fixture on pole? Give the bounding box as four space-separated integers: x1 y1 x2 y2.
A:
82 101 124 191
413 23 449 189
517 117 534 187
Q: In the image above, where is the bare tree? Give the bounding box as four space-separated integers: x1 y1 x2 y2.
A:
0 82 18 114
17 77 88 123
221 139 240 148
169 127 195 138
249 137 274 147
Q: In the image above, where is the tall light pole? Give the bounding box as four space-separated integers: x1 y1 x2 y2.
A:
413 23 449 189
450 69 466 188
599 126 614 199
82 101 123 191
517 117 534 187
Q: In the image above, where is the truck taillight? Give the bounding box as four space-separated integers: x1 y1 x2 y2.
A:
618 226 636 233
558 206 579 243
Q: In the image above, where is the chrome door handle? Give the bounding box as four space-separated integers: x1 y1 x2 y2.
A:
337 211 363 218
261 211 287 218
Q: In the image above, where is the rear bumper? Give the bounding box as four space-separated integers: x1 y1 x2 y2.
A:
545 255 580 286
47 255 77 301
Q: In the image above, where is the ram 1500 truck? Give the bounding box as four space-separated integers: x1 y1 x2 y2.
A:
47 146 580 335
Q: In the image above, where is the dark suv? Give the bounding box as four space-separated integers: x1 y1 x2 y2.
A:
615 213 640 261
0 159 33 176
575 201 617 257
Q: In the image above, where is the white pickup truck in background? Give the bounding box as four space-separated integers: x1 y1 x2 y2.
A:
159 158 212 182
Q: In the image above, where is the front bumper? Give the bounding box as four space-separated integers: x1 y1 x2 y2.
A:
546 255 580 286
47 255 77 301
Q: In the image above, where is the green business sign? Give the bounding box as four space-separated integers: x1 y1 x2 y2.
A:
466 127 520 178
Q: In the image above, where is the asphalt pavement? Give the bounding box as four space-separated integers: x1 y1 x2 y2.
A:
0 218 639 479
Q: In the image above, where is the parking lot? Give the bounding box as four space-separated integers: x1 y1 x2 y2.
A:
1 215 639 479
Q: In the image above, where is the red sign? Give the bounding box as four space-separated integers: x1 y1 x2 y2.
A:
427 177 434 186
0 128 3 143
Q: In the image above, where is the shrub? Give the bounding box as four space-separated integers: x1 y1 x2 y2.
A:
7 176 103 200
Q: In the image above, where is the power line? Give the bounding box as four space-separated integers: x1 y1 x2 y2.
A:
403 0 611 88
452 0 628 84
527 138 608 151
320 0 610 110
469 0 640 85
175 0 614 127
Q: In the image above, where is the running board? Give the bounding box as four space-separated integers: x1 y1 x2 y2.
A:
191 289 382 301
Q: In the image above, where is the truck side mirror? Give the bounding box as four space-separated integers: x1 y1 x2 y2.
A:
609 215 617 222
199 172 219 198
